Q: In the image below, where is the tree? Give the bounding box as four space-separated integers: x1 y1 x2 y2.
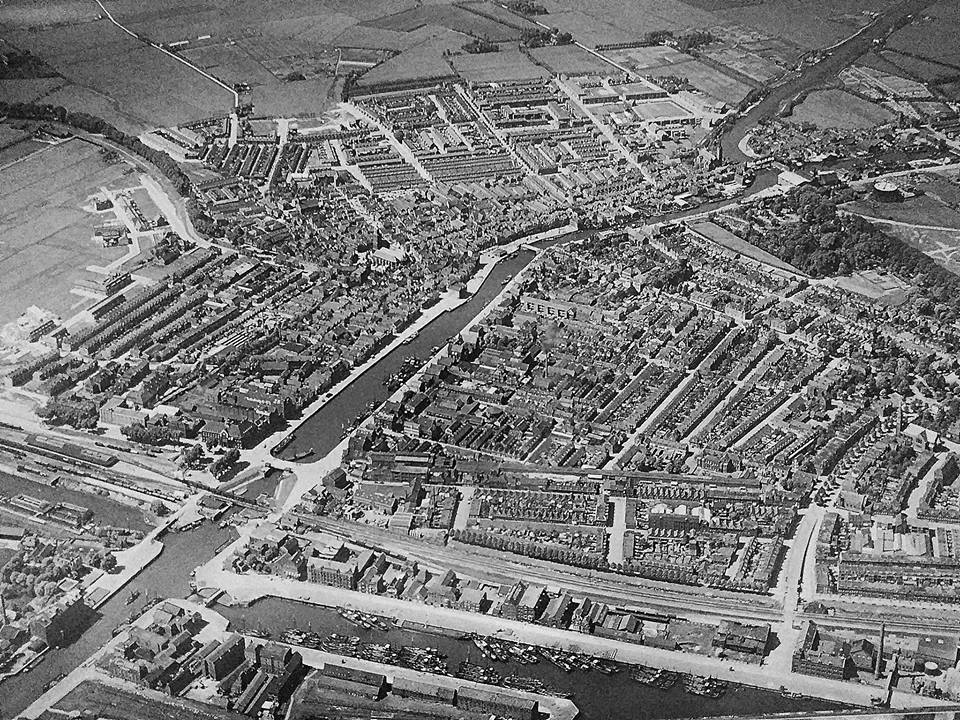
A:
101 552 118 572
150 499 170 517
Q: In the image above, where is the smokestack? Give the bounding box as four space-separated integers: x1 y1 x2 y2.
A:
875 621 885 679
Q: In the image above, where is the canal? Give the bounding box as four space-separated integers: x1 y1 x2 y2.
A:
280 234 582 463
718 0 934 163
216 597 847 720
1 520 237 718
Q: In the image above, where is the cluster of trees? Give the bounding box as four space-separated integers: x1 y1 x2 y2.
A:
121 423 173 446
0 49 59 80
463 38 500 54
177 443 205 470
36 396 98 429
520 27 572 48
505 0 547 14
450 528 607 570
0 102 193 197
210 448 240 478
742 186 960 320
639 30 716 52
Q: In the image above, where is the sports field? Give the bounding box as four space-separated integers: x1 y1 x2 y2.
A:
0 139 131 325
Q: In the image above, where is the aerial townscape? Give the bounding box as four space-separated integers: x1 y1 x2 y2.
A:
3 0 960 718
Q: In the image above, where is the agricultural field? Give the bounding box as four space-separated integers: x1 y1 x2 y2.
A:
179 39 341 116
608 46 753 104
4 21 234 131
886 2 960 70
790 89 893 129
0 77 69 104
532 9 636 48
712 0 898 50
0 138 133 325
700 46 784 83
356 31 460 86
529 44 617 76
540 0 717 40
365 4 520 41
450 48 549 83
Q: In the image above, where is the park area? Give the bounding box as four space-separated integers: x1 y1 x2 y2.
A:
0 138 134 325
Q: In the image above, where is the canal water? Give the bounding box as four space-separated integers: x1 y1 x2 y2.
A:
280 242 549 462
1 519 237 718
215 597 846 720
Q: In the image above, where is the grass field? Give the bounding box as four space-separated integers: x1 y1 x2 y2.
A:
791 89 893 129
536 9 636 48
528 44 616 76
7 21 233 130
0 138 132 325
633 99 693 120
450 48 549 83
882 224 960 277
356 30 464 87
608 46 752 104
713 0 895 50
366 4 520 40
846 195 960 230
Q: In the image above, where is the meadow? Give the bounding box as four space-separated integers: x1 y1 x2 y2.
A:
790 89 893 129
0 139 130 324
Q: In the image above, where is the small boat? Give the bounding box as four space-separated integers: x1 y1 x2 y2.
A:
125 590 140 605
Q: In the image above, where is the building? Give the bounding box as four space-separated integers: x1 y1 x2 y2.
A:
315 664 386 699
30 596 89 647
712 620 771 657
456 685 538 720
392 675 456 704
204 634 245 680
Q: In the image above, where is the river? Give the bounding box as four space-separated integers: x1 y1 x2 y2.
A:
718 0 936 163
215 597 847 720
1 520 236 718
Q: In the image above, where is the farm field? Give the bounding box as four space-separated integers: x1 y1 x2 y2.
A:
713 0 898 50
0 77 69 104
701 46 784 83
356 31 460 86
0 138 132 326
541 0 717 40
790 89 893 129
535 9 636 48
529 44 617 76
886 1 960 68
5 21 233 130
178 40 340 116
365 4 520 40
608 46 753 104
450 48 549 83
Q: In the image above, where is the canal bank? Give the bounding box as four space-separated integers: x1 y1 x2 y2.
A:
278 228 588 463
0 516 237 718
